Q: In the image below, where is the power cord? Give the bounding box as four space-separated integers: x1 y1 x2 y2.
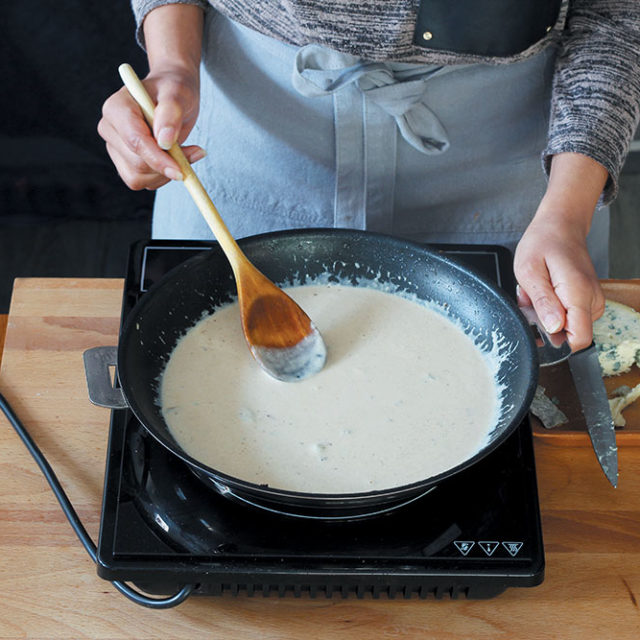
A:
0 391 194 608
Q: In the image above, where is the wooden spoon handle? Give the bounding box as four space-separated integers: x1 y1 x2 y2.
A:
118 63 244 268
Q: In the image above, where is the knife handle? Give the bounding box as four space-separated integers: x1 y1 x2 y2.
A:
519 305 572 367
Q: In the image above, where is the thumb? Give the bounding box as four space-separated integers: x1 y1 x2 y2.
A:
153 97 184 150
516 266 566 335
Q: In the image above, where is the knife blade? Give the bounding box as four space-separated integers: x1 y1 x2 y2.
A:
568 344 618 487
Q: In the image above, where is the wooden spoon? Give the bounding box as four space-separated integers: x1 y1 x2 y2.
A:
118 64 326 382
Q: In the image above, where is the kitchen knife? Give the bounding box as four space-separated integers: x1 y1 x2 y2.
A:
568 343 619 488
520 305 618 486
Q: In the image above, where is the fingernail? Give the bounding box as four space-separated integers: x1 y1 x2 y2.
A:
542 313 563 334
157 127 176 150
164 167 183 181
190 148 207 163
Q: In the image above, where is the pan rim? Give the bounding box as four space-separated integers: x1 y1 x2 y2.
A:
117 228 539 506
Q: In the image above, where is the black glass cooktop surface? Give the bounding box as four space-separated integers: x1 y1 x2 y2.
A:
96 238 543 600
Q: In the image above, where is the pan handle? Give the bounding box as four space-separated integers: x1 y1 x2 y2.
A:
519 305 572 367
83 347 129 409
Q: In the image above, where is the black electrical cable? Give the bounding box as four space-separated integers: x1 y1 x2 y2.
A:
0 391 194 609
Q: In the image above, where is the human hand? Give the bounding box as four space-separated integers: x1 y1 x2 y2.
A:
514 152 609 351
98 67 205 190
514 211 605 352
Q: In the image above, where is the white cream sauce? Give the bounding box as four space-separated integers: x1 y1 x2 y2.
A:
160 284 500 494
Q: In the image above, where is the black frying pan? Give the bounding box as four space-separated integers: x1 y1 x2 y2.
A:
117 229 538 519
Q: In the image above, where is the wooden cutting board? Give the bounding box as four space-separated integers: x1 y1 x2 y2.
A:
532 279 640 442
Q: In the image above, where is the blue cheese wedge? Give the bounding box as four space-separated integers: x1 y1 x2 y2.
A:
593 300 640 376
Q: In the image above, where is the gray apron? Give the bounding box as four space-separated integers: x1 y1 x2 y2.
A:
153 11 609 276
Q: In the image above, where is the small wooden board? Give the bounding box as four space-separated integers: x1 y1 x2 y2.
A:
532 279 640 443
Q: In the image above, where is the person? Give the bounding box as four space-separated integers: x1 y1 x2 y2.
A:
98 1 640 352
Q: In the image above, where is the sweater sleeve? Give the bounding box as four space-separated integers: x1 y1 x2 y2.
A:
544 0 640 205
130 0 209 49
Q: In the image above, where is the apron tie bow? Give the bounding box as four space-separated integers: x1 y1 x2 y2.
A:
293 44 450 155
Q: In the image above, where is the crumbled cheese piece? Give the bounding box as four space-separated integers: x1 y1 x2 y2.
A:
593 300 640 376
530 385 568 429
609 382 640 427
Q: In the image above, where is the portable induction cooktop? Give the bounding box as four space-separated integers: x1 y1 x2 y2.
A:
95 239 544 600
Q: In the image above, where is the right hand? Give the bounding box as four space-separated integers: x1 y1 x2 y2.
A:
98 68 205 190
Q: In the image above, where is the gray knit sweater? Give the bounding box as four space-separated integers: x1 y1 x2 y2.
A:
131 0 640 204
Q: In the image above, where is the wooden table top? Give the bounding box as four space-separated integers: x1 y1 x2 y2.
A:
0 278 638 639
